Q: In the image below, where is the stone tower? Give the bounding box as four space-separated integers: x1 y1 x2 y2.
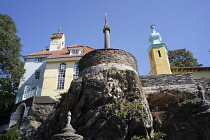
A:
75 16 153 139
148 25 172 75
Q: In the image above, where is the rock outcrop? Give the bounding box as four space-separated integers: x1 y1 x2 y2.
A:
15 73 210 140
11 48 210 140
11 103 56 140
147 88 210 140
36 68 153 140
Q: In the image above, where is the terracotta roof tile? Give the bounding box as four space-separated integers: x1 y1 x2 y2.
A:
23 44 96 59
67 44 82 48
51 33 64 39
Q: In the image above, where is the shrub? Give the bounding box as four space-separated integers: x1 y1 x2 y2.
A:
154 131 167 140
0 129 20 140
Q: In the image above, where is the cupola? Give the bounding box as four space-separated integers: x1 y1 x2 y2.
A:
49 28 65 51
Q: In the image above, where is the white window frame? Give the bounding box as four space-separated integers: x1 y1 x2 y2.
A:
70 50 82 55
57 63 66 89
22 86 31 100
73 63 79 79
35 70 41 79
24 86 31 94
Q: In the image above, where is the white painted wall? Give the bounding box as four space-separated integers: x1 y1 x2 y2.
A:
9 102 29 127
49 34 65 51
16 56 47 103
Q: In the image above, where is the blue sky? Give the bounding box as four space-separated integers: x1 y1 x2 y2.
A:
1 0 210 75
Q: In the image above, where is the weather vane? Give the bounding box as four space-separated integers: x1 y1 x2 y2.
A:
58 28 61 34
105 13 108 25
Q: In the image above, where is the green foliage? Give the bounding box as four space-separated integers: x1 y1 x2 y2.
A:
131 135 141 140
107 97 145 119
152 106 159 112
140 113 147 118
0 14 25 120
50 36 59 39
140 138 148 140
129 101 143 110
131 135 148 140
0 129 20 140
154 131 167 140
168 49 202 67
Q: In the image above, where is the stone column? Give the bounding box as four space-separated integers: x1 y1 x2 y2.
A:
103 14 111 49
52 111 83 140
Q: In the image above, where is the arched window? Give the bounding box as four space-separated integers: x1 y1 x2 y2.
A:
22 86 31 100
57 63 66 89
24 86 31 94
73 63 79 79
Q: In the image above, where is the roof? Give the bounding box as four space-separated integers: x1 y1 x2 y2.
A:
23 44 95 59
67 44 83 48
171 67 210 72
51 33 64 39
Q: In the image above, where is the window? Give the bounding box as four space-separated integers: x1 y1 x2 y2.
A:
70 50 82 55
22 86 31 100
73 63 79 79
24 86 31 94
23 86 31 100
36 58 45 63
57 63 66 89
158 50 161 57
35 70 41 79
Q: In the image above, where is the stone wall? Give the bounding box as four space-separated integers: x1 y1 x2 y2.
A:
140 73 195 87
194 77 210 93
79 49 138 76
140 73 198 94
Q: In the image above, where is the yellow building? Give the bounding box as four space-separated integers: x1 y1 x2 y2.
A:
16 32 95 102
43 44 95 99
171 67 210 79
147 25 210 78
148 25 172 75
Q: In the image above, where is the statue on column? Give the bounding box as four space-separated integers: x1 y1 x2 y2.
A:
197 84 206 104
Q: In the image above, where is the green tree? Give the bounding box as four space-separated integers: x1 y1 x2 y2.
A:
0 14 25 124
168 48 203 67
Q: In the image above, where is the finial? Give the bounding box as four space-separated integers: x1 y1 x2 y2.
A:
67 111 71 125
148 24 162 44
150 25 156 33
105 13 108 25
150 25 155 28
103 14 111 49
58 28 61 34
